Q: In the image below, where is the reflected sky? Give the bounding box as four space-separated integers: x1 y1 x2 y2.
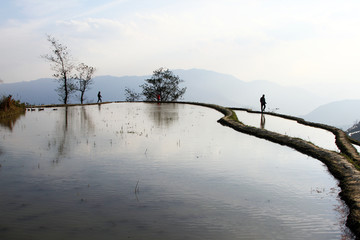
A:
235 110 339 151
353 144 360 154
0 103 353 240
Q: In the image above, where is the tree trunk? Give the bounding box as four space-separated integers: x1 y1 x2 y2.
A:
80 91 84 104
64 73 68 105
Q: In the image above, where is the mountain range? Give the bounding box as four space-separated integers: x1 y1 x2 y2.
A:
301 100 360 130
0 68 358 130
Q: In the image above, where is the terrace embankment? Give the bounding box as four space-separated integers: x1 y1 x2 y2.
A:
233 107 360 167
205 104 360 238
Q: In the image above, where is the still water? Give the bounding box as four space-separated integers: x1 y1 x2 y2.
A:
235 110 338 151
0 103 353 239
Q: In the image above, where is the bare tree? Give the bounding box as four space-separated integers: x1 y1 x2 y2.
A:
75 63 96 104
42 35 75 104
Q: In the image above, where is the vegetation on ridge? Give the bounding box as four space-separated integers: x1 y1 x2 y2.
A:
0 95 26 130
0 95 25 115
125 68 186 102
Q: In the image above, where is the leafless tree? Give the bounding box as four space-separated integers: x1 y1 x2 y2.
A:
42 35 76 104
75 63 96 104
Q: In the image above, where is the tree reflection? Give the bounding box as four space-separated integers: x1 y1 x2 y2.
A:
0 111 25 131
52 106 95 164
149 103 179 128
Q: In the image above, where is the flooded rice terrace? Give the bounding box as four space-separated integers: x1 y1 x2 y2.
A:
0 103 354 239
235 110 339 151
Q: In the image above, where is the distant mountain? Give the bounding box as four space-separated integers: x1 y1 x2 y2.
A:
175 69 330 115
0 78 58 105
0 69 330 116
0 75 146 105
302 99 360 129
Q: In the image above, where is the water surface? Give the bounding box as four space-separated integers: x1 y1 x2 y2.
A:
235 110 338 151
0 103 353 239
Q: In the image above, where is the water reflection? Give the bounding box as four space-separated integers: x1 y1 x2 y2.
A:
261 113 266 129
0 111 25 131
52 106 95 164
79 106 95 134
148 103 179 128
0 103 354 240
353 144 360 154
236 110 338 151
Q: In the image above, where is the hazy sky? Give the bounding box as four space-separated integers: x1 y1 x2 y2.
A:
1 0 360 98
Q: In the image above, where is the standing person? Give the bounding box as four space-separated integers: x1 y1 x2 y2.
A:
97 91 102 103
260 94 266 112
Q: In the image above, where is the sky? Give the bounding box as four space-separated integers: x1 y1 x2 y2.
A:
1 0 360 99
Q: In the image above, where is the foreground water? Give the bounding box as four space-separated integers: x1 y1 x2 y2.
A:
0 103 354 239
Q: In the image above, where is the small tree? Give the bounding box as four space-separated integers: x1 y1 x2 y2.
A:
125 87 141 102
42 35 75 104
141 68 186 101
75 63 96 104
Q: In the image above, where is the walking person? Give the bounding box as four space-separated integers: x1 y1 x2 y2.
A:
97 91 102 103
260 94 266 112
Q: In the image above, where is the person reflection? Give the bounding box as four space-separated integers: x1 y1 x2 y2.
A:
260 113 266 129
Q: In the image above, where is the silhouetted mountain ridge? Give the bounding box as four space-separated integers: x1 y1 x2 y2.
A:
0 69 331 116
302 99 360 130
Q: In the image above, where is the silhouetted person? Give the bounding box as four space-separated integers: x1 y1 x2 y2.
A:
260 94 266 112
97 91 102 103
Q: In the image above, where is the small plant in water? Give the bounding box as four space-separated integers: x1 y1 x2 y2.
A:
135 180 140 194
